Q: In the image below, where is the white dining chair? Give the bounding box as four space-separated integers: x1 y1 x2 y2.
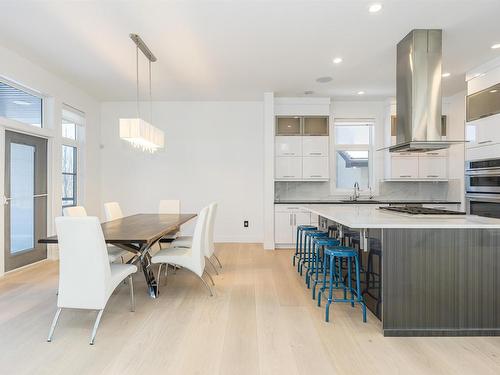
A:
104 201 124 221
158 199 181 247
64 205 127 263
172 202 222 271
47 216 137 345
151 205 214 296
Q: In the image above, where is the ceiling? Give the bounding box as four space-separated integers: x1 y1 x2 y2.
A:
0 0 499 101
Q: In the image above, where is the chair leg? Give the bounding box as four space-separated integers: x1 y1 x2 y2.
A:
207 257 219 275
129 275 135 312
47 308 62 342
89 309 104 345
156 263 164 295
199 274 214 296
203 269 215 286
212 253 222 269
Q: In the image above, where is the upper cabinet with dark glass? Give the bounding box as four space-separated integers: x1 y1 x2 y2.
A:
467 83 500 122
275 116 329 136
303 116 329 135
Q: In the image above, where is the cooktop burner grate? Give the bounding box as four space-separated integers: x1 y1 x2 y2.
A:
379 206 466 215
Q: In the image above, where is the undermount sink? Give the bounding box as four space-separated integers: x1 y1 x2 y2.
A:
340 199 381 203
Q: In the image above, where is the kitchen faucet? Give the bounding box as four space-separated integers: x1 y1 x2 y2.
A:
353 182 360 201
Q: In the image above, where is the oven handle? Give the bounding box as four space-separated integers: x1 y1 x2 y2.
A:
465 193 500 201
465 169 500 176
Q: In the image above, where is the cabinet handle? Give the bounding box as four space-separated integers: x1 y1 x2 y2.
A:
399 175 412 177
426 152 439 155
478 140 493 144
287 207 299 210
283 152 295 155
309 152 322 155
289 214 293 226
427 175 439 178
309 175 323 177
294 214 297 225
282 175 295 178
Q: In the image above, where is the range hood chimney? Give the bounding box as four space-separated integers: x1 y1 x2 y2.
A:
389 29 464 152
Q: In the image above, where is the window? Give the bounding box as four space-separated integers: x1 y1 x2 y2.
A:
0 79 43 127
334 119 374 191
61 106 85 208
62 145 77 207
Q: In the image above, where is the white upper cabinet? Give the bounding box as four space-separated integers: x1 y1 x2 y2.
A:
419 157 448 179
274 114 330 180
302 157 329 179
302 136 329 156
275 157 302 179
390 156 419 179
276 136 302 156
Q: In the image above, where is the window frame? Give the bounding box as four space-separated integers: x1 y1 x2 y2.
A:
0 77 44 129
332 119 375 195
61 105 85 208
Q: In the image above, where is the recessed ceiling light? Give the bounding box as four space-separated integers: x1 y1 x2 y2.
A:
357 91 365 95
12 100 31 106
490 89 498 93
368 3 382 13
442 72 451 78
316 76 333 83
333 57 343 64
491 43 500 49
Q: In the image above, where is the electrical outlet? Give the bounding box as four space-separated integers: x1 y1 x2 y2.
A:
244 220 249 228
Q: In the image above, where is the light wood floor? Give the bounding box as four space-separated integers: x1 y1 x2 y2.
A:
0 243 499 375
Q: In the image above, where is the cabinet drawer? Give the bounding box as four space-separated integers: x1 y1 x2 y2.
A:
302 157 329 179
276 136 302 156
302 136 329 156
275 157 302 179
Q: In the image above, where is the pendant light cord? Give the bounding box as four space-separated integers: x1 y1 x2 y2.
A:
149 59 153 124
136 46 140 118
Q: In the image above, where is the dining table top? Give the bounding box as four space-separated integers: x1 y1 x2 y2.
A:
38 213 197 245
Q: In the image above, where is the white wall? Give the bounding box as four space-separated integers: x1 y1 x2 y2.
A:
100 101 264 242
0 44 101 274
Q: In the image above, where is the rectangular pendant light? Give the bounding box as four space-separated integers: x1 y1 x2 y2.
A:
119 118 164 152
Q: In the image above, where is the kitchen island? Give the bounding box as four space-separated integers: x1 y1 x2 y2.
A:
302 204 500 337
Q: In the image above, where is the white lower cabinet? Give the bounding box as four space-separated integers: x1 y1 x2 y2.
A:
275 157 302 179
418 157 447 179
274 206 312 246
302 156 329 179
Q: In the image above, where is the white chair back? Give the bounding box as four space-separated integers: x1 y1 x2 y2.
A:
63 206 87 217
55 216 112 310
205 202 218 257
190 206 210 277
104 202 124 221
159 199 181 214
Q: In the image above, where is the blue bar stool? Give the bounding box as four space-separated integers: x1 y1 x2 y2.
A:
318 246 367 323
293 225 317 270
300 230 328 277
310 237 341 298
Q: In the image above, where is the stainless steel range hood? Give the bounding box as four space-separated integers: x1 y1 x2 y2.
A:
389 29 465 153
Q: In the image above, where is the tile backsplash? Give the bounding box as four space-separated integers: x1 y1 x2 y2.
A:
275 180 462 202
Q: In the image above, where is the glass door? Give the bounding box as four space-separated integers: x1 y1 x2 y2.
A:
4 130 47 271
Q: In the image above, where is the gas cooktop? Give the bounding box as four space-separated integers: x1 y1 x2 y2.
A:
379 206 466 216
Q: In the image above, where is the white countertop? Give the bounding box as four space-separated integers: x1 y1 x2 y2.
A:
303 204 500 229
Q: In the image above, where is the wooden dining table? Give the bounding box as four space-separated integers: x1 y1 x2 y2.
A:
39 213 197 298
